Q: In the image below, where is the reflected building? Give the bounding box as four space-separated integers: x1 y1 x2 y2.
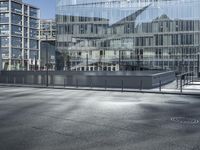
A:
56 0 200 73
0 0 40 70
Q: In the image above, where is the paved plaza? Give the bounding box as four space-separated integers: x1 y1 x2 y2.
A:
0 86 200 150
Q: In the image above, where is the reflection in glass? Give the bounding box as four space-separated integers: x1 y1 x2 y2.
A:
56 0 200 73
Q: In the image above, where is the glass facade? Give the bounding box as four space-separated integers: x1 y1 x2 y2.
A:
0 1 9 12
0 13 9 23
0 0 40 71
40 19 56 40
56 0 200 73
40 20 56 70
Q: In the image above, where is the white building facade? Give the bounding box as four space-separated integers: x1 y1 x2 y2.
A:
0 0 40 70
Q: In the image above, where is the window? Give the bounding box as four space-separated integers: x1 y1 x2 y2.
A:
0 1 9 12
30 40 38 49
11 48 22 59
24 5 28 15
30 18 39 28
1 47 9 59
29 50 38 59
0 13 9 23
11 13 22 25
24 28 28 37
0 24 9 35
0 37 9 47
12 25 22 36
12 37 22 48
11 2 22 14
24 17 28 27
30 29 37 38
30 7 38 18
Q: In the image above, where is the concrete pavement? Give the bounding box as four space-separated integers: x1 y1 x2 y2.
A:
0 86 200 150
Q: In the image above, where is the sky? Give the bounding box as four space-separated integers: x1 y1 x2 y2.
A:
24 0 56 19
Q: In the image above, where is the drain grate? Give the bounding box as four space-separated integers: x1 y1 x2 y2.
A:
171 117 199 124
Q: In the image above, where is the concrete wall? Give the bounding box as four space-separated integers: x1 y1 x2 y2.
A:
0 71 175 89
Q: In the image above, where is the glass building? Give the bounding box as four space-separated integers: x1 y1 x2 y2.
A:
40 19 56 70
0 0 40 70
56 0 200 73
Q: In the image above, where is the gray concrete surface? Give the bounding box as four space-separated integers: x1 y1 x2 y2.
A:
0 86 200 150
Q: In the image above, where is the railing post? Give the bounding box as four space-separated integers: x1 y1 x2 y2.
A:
53 75 55 88
176 77 179 89
121 80 124 92
76 79 78 88
140 80 143 91
105 80 107 91
90 80 93 89
192 72 194 83
159 80 162 92
180 77 182 93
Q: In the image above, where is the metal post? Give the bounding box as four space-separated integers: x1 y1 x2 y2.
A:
121 80 124 92
192 72 194 82
46 35 49 87
90 80 93 89
197 54 200 78
176 77 179 89
86 54 89 71
119 50 121 71
180 77 182 93
76 79 78 88
35 54 37 71
53 75 55 88
159 80 162 92
140 80 143 91
105 80 107 91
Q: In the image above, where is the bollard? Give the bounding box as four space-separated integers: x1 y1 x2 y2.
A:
140 80 143 91
159 80 162 92
121 80 124 92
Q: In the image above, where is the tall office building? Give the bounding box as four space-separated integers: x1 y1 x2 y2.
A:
0 0 40 70
56 0 200 73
